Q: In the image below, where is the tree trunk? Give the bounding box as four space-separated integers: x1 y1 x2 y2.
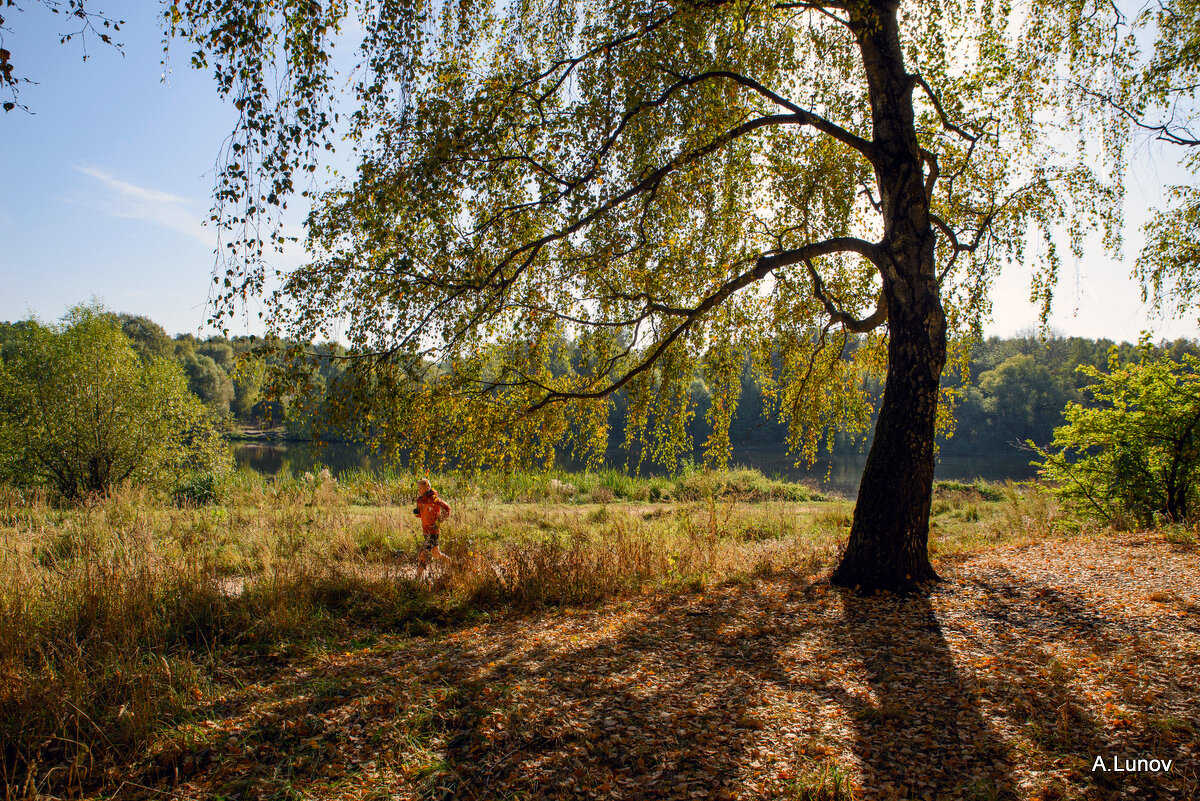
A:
1165 407 1200 522
831 284 945 592
830 0 946 593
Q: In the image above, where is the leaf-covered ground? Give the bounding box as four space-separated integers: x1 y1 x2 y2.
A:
120 532 1198 800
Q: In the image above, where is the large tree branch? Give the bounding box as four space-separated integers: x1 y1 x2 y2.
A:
509 237 882 412
804 260 888 333
772 1 850 28
657 68 876 159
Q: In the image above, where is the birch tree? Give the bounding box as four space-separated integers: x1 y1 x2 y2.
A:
172 0 1122 592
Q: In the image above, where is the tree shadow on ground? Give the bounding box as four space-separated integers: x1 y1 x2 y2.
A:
959 567 1200 800
136 586 787 800
128 562 1199 801
814 587 1020 800
800 566 1199 801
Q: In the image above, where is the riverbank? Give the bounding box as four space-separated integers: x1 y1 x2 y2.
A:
226 437 1041 497
225 424 297 443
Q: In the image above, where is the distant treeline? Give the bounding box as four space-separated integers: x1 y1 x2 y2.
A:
680 333 1200 460
0 314 340 439
1 313 1195 462
937 336 1200 456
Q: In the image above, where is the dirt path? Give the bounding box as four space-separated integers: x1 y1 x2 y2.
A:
132 533 1199 800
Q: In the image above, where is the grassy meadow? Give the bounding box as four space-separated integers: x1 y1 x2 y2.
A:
0 468 1125 799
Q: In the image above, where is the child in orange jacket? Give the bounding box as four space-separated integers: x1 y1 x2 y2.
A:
413 478 452 575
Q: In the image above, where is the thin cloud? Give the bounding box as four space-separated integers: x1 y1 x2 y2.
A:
72 165 211 244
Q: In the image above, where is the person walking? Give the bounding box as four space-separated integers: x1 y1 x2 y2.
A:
414 478 452 576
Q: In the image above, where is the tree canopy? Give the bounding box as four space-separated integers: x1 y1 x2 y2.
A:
0 304 229 500
1120 0 1200 320
171 0 1125 591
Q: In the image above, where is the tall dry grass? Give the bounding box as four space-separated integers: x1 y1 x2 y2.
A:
1 467 1070 798
0 468 842 797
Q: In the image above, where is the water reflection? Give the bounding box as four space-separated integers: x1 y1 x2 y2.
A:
232 441 1037 497
232 442 386 478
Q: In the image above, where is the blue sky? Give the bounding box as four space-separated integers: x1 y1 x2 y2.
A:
1 0 1197 342
1 1 250 336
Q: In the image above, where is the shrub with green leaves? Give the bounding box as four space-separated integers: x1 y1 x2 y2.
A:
0 303 230 500
172 471 223 507
1035 344 1200 528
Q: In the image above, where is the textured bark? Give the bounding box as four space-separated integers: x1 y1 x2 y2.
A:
831 286 945 592
830 0 945 593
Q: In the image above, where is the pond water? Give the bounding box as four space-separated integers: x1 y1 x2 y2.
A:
232 441 1038 498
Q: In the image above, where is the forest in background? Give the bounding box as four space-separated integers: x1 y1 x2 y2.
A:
2 312 1196 467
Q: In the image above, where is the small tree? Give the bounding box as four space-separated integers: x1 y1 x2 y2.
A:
1035 344 1200 528
0 304 230 500
181 351 236 417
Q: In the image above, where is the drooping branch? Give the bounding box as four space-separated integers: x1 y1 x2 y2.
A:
656 68 876 160
1075 82 1200 147
804 260 888 334
913 74 981 143
315 94 873 365
513 0 738 103
507 237 882 412
473 67 875 237
469 111 824 304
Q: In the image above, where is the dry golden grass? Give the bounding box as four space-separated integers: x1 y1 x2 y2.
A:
0 470 1062 798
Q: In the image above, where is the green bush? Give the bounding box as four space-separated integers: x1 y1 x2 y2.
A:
173 472 222 507
672 467 815 502
0 303 230 501
1035 344 1200 528
933 479 1005 502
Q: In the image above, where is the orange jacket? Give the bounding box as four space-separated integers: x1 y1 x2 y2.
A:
415 489 451 527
